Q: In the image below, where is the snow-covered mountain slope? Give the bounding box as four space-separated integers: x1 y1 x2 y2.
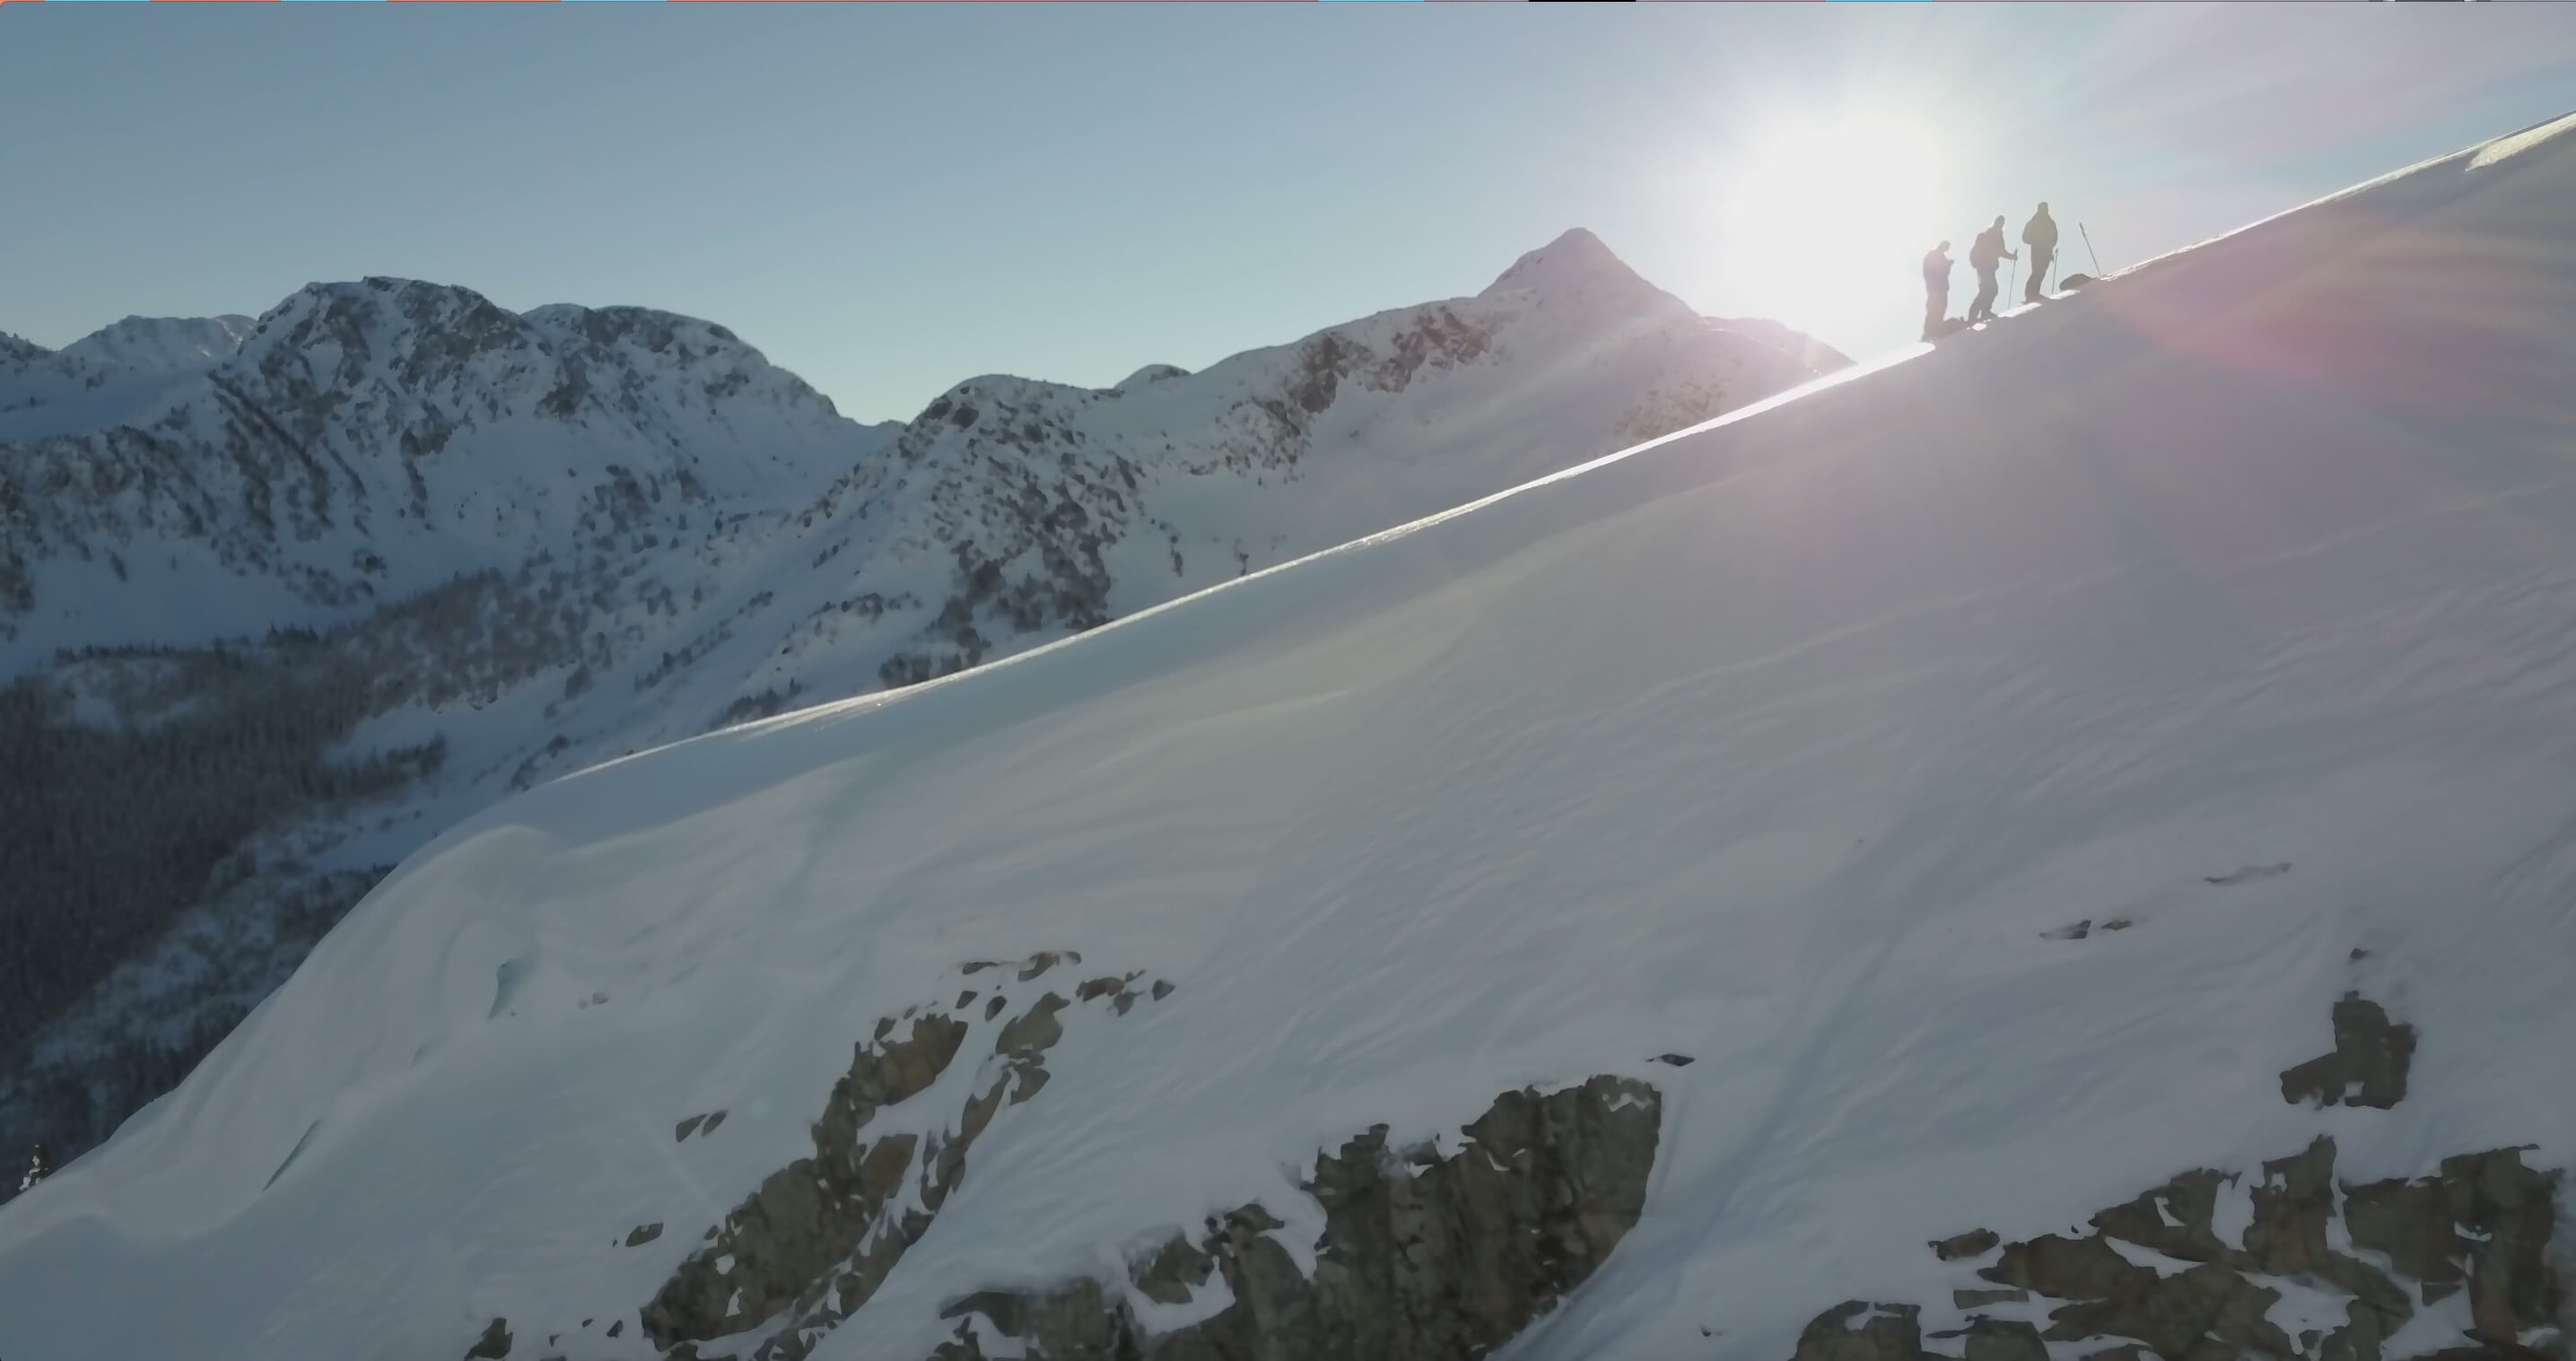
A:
0 234 1840 1197
12 113 2576 1361
0 279 888 666
624 227 1840 709
57 314 257 372
0 315 255 441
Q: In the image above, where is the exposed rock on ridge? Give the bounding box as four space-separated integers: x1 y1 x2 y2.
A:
926 1074 1664 1361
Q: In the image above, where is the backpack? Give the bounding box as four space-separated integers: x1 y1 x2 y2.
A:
1969 228 2004 270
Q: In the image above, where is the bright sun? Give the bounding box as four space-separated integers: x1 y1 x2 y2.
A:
1719 109 1952 335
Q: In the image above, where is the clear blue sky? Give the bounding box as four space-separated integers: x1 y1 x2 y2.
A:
5 4 2576 424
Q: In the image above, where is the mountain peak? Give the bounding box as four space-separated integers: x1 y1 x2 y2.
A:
1479 228 1656 302
58 315 254 372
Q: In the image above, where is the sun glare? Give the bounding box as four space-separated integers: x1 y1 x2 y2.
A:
1719 109 1952 337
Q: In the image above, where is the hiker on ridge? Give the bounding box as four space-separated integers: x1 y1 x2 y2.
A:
1922 240 1954 341
18 1142 50 1193
1967 215 2017 324
2022 202 2059 302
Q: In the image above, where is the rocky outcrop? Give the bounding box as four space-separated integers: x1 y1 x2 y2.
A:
1791 990 2559 1361
633 954 1168 1361
463 1316 511 1359
925 1074 1663 1361
1934 1230 2001 1261
1790 1138 2565 1361
2279 993 2416 1110
1793 1303 1933 1361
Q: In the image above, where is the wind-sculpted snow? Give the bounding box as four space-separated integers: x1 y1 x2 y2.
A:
13 110 2576 1361
0 232 1839 1191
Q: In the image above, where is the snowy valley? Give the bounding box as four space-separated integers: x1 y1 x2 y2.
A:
0 231 1844 1189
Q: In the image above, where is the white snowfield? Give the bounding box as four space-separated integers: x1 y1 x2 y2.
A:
8 110 2576 1361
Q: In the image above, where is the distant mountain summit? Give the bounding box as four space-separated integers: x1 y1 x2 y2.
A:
1483 225 1673 302
56 314 256 371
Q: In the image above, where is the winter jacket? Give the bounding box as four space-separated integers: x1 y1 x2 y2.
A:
2022 211 2059 254
1969 226 2014 272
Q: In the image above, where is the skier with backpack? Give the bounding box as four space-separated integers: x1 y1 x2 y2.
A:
2022 202 2060 302
1966 215 2017 324
18 1142 51 1193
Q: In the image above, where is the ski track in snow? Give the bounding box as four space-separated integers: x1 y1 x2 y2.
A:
10 114 2576 1361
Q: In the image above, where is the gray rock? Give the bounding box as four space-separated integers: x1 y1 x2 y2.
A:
463 1317 511 1359
1794 1133 2563 1361
1978 1234 2153 1301
2042 1261 2292 1361
997 992 1070 1104
1933 1229 2000 1261
1128 1234 1215 1306
622 979 1178 1361
642 1014 967 1351
2090 1169 2233 1264
2240 1136 2337 1278
943 1278 1140 1359
2345 1147 2564 1342
2279 992 2415 1109
1791 1302 1927 1361
936 1075 1663 1361
1959 1318 2048 1361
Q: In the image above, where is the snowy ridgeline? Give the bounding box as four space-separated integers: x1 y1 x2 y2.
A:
9 108 2576 1361
0 238 1845 1200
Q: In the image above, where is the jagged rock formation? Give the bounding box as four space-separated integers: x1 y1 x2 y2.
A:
924 1074 1663 1361
624 953 1169 1361
1791 1138 2565 1361
1792 992 2559 1361
463 1043 1660 1361
2279 992 2417 1110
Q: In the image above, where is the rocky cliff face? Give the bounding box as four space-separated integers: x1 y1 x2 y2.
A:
1794 1139 2565 1361
922 1074 1663 1361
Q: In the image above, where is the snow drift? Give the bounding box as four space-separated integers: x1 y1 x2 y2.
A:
8 111 2576 1361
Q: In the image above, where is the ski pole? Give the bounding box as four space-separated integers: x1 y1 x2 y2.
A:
2080 222 2102 275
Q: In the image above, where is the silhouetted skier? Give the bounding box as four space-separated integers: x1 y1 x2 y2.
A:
1922 241 1954 341
1968 215 2017 323
18 1142 51 1193
2022 202 2059 302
